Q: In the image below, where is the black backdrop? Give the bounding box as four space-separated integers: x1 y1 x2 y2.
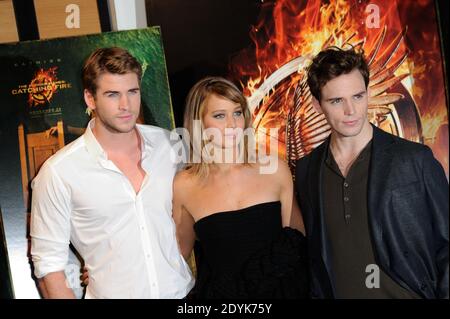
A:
0 208 14 298
145 0 449 128
145 0 260 127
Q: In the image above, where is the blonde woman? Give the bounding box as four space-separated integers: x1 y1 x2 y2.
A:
173 77 309 298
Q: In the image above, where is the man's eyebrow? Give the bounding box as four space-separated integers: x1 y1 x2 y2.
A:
102 87 140 94
353 90 367 96
325 96 342 102
103 90 119 95
324 90 367 101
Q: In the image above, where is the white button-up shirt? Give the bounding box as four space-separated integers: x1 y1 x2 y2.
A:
30 120 194 298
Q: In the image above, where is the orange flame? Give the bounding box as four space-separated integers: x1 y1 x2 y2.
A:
231 0 448 176
28 67 58 107
232 0 367 97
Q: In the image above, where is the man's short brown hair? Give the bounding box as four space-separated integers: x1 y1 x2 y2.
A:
82 47 142 96
307 46 370 101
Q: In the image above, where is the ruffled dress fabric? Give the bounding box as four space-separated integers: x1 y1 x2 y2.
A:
192 201 309 299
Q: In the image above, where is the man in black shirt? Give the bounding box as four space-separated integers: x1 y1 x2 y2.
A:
295 47 448 299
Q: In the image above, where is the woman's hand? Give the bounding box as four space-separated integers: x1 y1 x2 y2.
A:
80 267 89 286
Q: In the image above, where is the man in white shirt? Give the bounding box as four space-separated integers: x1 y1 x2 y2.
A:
30 47 194 298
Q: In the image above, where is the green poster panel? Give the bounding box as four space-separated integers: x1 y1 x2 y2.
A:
0 27 174 298
0 27 175 139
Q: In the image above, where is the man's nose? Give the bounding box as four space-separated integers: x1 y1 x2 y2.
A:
118 94 129 111
343 100 356 116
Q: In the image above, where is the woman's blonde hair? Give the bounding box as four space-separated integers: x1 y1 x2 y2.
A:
183 76 252 179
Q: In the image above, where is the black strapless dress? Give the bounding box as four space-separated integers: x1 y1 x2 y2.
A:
192 201 309 299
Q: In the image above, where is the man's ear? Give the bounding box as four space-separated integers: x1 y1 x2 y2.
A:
311 96 322 114
84 89 96 111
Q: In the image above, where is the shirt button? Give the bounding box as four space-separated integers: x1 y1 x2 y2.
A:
343 182 349 188
344 196 349 202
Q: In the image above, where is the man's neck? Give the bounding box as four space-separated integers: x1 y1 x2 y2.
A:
92 121 140 155
329 121 373 176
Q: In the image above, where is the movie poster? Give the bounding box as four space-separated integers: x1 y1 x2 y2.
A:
228 0 448 177
0 0 448 299
0 27 174 298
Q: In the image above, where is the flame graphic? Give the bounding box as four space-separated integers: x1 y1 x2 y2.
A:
28 66 58 107
230 0 448 177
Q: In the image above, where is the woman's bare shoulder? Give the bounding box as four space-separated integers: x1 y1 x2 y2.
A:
173 170 198 195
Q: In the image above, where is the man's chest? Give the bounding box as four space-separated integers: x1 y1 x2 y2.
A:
65 159 174 216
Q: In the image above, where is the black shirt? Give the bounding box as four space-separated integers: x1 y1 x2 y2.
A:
322 140 420 299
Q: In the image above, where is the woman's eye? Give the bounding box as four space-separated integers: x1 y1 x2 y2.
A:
213 114 225 119
234 111 243 117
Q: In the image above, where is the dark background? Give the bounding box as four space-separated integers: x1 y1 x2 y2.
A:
145 0 261 127
0 208 14 298
144 0 450 127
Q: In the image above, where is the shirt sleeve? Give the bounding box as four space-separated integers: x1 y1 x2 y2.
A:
30 162 71 279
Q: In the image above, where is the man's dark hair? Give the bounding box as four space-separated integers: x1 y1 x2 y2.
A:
82 47 142 96
306 46 370 101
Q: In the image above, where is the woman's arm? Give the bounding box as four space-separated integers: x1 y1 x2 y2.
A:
172 173 196 260
290 192 306 235
278 159 305 234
